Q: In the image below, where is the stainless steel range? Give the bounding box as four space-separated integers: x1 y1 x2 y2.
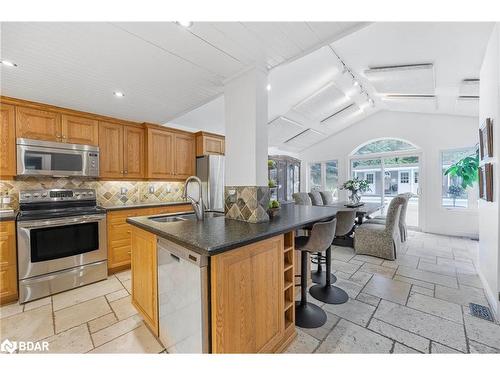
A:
16 188 107 303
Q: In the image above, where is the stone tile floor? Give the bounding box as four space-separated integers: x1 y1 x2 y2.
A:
286 230 500 354
1 230 498 354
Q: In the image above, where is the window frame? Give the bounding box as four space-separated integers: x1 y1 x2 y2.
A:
307 159 340 198
439 147 476 210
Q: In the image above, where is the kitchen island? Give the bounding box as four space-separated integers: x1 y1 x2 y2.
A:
127 204 342 353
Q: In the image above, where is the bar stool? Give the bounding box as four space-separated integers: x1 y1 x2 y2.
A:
309 220 349 305
295 218 337 328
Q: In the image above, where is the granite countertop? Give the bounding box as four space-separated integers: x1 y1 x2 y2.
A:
127 204 343 256
101 201 190 211
0 209 17 222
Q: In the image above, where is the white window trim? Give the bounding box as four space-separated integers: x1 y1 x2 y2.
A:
439 147 477 211
307 159 340 198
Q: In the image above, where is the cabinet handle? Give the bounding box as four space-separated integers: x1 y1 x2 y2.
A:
121 170 124 174
126 230 131 234
124 171 128 174
128 251 131 255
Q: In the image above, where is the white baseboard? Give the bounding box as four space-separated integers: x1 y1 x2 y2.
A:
478 270 499 320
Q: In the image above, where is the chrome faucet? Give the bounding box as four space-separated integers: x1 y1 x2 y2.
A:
183 176 205 220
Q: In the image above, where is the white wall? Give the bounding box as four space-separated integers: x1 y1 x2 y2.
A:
299 110 478 238
478 23 500 317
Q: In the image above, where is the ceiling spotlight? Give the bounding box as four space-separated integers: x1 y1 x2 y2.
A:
113 91 125 98
176 21 193 28
266 84 272 91
1 60 17 67
368 98 375 106
353 80 360 87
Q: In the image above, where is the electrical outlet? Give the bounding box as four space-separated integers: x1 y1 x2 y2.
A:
149 185 155 194
120 187 128 195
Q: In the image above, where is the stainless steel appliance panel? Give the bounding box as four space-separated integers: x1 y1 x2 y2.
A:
157 238 209 353
17 138 99 177
17 214 107 280
18 260 108 304
196 155 224 211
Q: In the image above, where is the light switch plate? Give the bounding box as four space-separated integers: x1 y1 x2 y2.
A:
120 187 128 195
149 185 155 194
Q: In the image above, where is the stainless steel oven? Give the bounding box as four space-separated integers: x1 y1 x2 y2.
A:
17 189 107 303
17 138 99 177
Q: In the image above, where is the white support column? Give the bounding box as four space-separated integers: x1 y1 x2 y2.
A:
224 67 268 187
223 66 270 222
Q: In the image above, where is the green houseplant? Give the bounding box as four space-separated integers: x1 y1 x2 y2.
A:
267 199 280 219
444 153 479 190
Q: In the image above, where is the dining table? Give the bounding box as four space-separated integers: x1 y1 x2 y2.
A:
320 201 385 225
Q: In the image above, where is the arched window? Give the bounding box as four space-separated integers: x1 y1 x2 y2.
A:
352 138 417 155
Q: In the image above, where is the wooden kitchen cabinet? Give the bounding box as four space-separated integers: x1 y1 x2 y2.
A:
61 114 98 145
99 122 124 179
195 131 225 156
16 106 61 142
0 103 16 178
130 225 159 336
107 204 192 273
146 127 175 179
145 124 195 180
99 122 145 179
211 235 285 353
124 126 146 179
0 221 17 305
174 133 195 179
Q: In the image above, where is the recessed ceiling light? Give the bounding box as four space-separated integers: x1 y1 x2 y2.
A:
1 60 18 67
176 21 193 28
266 84 272 91
353 80 360 87
113 91 125 98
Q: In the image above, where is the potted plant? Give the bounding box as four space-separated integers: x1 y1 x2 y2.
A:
268 179 277 188
268 199 280 219
448 185 464 207
340 178 371 205
268 160 276 169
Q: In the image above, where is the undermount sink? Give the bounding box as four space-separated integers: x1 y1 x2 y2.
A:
149 211 225 222
149 216 188 223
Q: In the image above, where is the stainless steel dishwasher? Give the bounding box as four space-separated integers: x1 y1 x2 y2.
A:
157 237 210 353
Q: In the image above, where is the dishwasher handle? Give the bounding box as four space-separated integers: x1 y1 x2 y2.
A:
170 253 181 262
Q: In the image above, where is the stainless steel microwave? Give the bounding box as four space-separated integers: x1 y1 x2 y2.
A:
17 138 99 177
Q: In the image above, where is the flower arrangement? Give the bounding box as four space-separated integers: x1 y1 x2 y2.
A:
340 178 371 204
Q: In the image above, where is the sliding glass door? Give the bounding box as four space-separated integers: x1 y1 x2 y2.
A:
351 154 420 228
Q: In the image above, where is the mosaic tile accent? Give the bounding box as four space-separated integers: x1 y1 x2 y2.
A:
0 178 184 209
224 186 270 223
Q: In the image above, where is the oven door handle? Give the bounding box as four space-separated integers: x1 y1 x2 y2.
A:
18 214 106 229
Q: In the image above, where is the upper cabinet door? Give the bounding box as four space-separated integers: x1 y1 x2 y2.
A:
147 128 174 179
99 122 124 179
16 106 61 142
61 114 98 145
204 135 225 155
174 133 195 179
0 104 16 178
123 126 145 179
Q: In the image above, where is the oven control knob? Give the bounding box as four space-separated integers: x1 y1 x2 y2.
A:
33 193 40 198
42 193 47 197
75 193 80 197
88 191 94 196
23 193 31 199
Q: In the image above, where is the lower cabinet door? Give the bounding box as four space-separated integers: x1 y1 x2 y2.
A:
211 235 284 353
130 226 158 335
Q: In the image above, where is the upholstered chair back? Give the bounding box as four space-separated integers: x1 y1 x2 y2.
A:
308 191 324 206
384 196 406 233
302 218 337 253
319 191 335 205
293 192 312 205
335 210 357 237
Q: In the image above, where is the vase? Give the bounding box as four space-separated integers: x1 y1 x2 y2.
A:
350 191 361 205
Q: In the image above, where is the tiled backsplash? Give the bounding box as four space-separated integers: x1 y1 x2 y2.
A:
224 186 270 223
0 178 185 209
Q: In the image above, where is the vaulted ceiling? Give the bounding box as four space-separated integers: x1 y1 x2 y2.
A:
0 21 365 123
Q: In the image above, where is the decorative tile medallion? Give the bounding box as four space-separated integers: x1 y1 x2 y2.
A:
224 186 270 223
